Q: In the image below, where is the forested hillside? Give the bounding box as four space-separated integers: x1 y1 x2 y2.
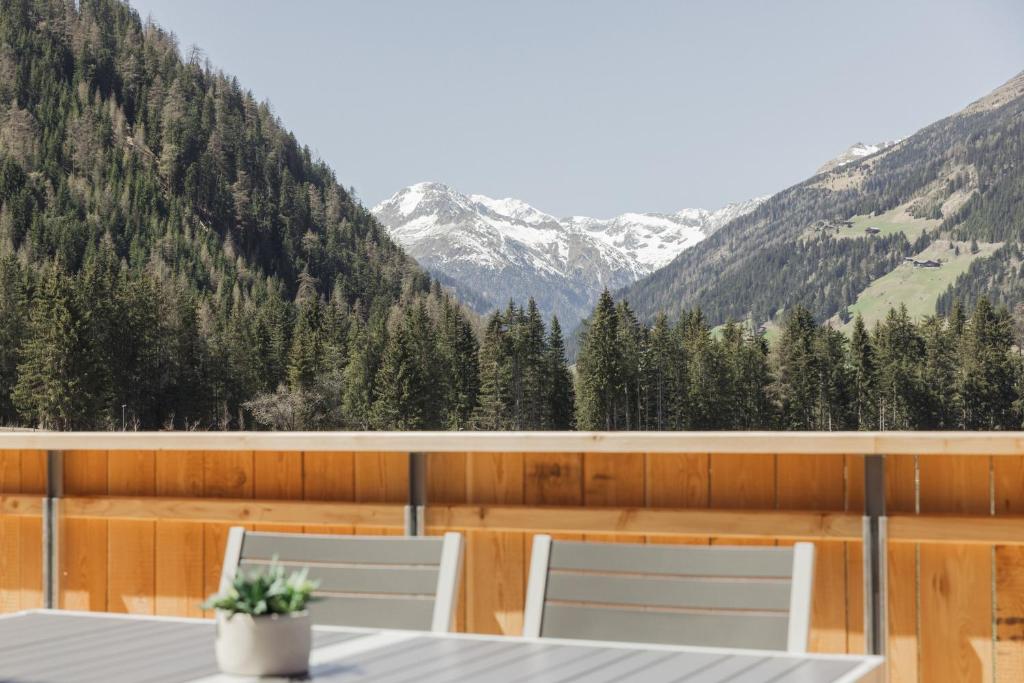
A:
0 0 504 429
620 71 1024 328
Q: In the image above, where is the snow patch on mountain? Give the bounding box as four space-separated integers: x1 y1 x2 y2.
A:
372 182 766 328
817 140 903 174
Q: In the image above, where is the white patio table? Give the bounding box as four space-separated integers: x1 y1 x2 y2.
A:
0 610 883 682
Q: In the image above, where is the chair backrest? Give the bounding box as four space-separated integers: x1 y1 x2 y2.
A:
218 527 463 632
522 536 814 652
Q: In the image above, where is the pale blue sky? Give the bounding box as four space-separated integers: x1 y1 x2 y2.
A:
129 0 1024 217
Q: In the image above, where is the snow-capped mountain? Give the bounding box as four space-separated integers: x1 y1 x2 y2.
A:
372 182 766 328
817 140 902 174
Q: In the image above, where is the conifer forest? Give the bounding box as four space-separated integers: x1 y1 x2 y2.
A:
1 0 1023 431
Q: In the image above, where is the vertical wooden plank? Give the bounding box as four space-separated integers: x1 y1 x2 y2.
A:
583 453 644 507
59 517 107 611
886 454 917 514
0 450 18 493
463 452 527 635
203 451 254 498
886 453 919 683
64 450 108 495
846 541 865 654
354 452 407 503
17 516 41 608
108 450 156 614
709 453 775 509
888 543 919 683
0 515 19 611
465 530 525 635
19 450 45 494
155 450 204 497
155 521 205 617
467 453 524 504
107 450 155 495
919 454 993 683
920 544 993 682
524 453 582 505
644 453 709 508
777 454 845 510
253 451 303 500
845 454 865 655
778 453 847 654
993 455 1024 682
995 546 1024 682
426 452 467 504
919 455 990 515
202 523 235 617
303 452 355 501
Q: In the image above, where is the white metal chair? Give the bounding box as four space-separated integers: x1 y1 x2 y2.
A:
218 527 464 632
522 536 815 652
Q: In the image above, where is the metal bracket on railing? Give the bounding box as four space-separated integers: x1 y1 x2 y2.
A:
407 452 427 536
42 450 64 609
863 454 887 656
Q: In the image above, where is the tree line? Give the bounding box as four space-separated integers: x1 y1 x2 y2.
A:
574 290 1021 431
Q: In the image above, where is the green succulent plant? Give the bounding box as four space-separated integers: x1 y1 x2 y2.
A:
203 560 319 617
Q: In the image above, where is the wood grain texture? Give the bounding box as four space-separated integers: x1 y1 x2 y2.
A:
919 454 991 515
644 453 709 508
777 454 845 510
777 452 848 654
887 542 919 683
467 453 524 504
583 453 644 507
919 544 993 683
524 453 582 505
886 454 918 514
106 519 155 614
155 520 204 617
302 451 354 501
465 530 525 635
17 516 41 608
107 451 155 496
253 451 303 500
0 450 19 493
64 450 108 495
996 545 1024 682
5 429 1024 455
19 450 45 494
59 517 107 611
154 450 204 497
709 453 776 509
0 514 20 611
203 450 253 498
354 452 407 503
426 452 467 504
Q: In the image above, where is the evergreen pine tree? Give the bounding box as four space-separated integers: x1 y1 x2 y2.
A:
544 316 575 429
575 290 620 429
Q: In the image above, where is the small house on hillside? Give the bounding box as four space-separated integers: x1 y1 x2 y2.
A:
914 259 941 268
865 226 881 235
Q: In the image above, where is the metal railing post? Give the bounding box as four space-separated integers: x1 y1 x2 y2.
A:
42 450 64 609
407 451 427 536
863 453 887 656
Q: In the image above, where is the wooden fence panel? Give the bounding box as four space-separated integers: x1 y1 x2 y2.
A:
7 442 1024 681
0 451 44 612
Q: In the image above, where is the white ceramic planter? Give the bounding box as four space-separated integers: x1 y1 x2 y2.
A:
214 610 312 677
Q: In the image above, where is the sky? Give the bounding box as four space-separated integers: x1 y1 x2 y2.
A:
127 0 1024 218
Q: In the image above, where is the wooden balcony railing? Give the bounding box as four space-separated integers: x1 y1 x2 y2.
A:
2 431 1024 683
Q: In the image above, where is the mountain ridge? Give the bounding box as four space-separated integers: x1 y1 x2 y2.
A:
618 69 1024 330
373 181 765 328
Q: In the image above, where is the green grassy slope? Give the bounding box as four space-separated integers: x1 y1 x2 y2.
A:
839 239 1000 330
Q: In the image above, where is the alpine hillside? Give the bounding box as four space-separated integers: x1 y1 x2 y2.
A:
373 181 765 328
620 70 1024 331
